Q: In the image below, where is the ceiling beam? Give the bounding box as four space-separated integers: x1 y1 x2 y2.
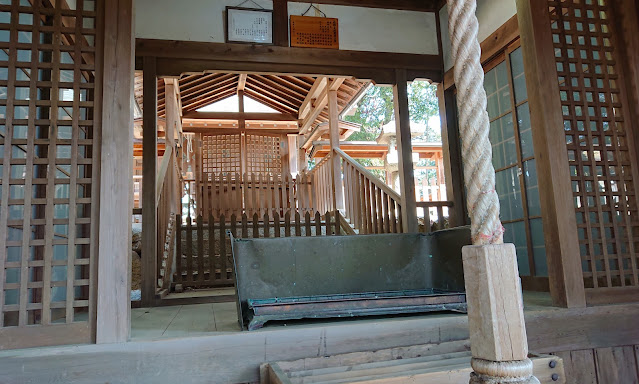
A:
182 127 299 135
300 78 345 134
237 73 247 92
300 0 439 12
299 77 327 121
183 111 299 121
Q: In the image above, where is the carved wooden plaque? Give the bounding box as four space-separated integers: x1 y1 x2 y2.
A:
290 15 339 49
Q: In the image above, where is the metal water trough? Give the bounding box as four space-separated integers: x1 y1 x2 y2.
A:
230 227 471 330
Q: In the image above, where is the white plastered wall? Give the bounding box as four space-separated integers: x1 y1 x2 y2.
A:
440 0 517 71
134 0 439 55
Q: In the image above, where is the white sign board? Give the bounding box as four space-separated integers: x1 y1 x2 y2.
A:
226 7 273 44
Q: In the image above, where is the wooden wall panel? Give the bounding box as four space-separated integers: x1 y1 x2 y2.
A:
554 345 639 384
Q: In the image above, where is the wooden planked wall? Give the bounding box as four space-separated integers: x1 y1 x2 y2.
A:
553 345 639 384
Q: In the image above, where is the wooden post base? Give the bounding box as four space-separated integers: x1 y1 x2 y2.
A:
462 244 540 383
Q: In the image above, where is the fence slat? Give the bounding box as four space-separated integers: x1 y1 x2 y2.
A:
197 215 204 283
219 214 227 281
295 211 301 236
176 214 182 283
305 211 311 236
242 213 248 238
252 213 259 238
186 216 193 282
208 214 215 281
274 211 280 237
264 213 270 238
285 210 291 237
315 211 322 236
325 211 332 236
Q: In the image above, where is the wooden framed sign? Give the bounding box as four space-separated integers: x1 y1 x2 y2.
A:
226 7 273 44
290 15 339 49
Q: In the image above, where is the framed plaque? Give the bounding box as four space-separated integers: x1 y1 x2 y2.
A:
226 7 273 44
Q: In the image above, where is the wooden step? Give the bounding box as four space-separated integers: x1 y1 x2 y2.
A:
261 340 565 384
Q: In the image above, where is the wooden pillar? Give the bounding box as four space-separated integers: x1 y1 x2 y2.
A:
164 79 179 213
288 135 298 176
194 134 202 217
516 0 586 308
97 0 134 343
437 84 467 227
393 69 418 233
328 88 344 211
141 56 158 308
297 136 307 173
281 135 290 176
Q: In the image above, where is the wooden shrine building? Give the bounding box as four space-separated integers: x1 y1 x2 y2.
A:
0 0 638 383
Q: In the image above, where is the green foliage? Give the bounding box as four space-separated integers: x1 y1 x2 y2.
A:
344 81 440 142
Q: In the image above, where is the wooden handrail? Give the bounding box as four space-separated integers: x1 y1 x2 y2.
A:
334 148 402 203
156 144 173 208
306 151 331 177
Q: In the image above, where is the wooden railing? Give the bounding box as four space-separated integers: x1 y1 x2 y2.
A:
335 148 403 234
199 172 315 220
175 210 349 288
306 153 334 214
416 201 455 234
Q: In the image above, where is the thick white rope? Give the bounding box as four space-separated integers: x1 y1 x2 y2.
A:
447 0 504 245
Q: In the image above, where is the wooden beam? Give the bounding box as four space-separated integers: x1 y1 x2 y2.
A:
300 78 345 134
273 0 289 47
393 69 418 233
182 111 298 121
135 39 442 83
182 127 299 135
97 0 134 344
141 56 158 308
516 0 586 308
237 73 247 92
299 78 327 121
300 0 439 12
328 89 344 211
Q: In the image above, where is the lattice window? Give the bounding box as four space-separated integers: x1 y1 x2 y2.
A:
0 0 98 333
549 0 639 289
201 134 241 176
246 134 281 175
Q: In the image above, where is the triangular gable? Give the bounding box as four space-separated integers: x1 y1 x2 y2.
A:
196 94 279 113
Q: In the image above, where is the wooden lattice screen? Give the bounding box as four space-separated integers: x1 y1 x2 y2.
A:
246 133 281 175
201 133 241 176
0 0 99 347
548 0 639 295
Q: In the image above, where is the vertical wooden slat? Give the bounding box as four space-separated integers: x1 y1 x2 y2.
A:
196 215 204 283
241 213 248 238
424 206 431 234
176 215 182 284
371 184 379 234
325 211 332 236
243 172 249 217
383 192 390 234
252 213 259 238
315 211 322 236
334 210 341 236
230 213 237 238
295 211 301 236
208 214 214 282
186 216 193 282
305 212 311 236
219 214 227 281
390 199 398 233
264 213 270 238
273 212 280 237
284 211 291 237
202 172 209 219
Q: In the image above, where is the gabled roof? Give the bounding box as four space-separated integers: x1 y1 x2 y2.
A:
133 73 367 126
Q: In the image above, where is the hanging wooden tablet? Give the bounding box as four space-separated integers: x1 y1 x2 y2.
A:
290 15 339 49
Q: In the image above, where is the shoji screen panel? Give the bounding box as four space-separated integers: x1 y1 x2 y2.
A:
548 0 639 300
246 133 282 175
0 0 99 348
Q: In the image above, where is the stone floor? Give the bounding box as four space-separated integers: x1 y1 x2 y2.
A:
131 289 554 341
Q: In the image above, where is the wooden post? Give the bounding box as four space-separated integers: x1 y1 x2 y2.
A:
328 87 344 211
288 135 298 176
273 0 289 47
297 136 307 173
164 78 179 213
437 84 466 227
463 244 536 382
141 56 158 308
516 0 586 308
97 0 134 343
393 69 418 233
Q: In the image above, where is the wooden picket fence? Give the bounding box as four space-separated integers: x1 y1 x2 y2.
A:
198 172 315 220
174 210 348 288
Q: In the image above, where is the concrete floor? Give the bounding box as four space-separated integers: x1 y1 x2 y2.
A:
131 289 554 341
